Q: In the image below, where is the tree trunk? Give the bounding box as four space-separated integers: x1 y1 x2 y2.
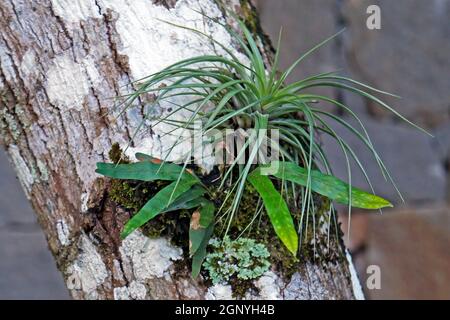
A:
0 0 363 300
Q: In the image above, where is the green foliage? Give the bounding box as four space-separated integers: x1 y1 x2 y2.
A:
96 161 193 182
203 237 270 285
257 161 393 209
189 199 215 278
109 180 152 211
96 152 216 276
113 13 426 247
121 177 199 239
97 11 427 281
247 170 298 256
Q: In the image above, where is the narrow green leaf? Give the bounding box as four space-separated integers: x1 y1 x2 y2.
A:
189 200 215 256
96 161 194 182
120 177 198 239
198 200 215 228
191 223 214 279
188 198 216 278
247 170 298 256
161 185 207 213
264 161 393 209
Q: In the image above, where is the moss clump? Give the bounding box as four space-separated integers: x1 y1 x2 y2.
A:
108 142 129 164
142 209 190 249
107 143 177 240
239 0 259 34
108 143 150 211
203 237 270 285
229 277 258 299
107 143 168 212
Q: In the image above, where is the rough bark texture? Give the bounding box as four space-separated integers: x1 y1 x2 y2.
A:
0 0 361 299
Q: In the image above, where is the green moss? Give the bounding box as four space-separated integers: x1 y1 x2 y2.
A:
109 180 160 211
230 277 257 299
142 209 190 249
239 0 259 34
107 143 166 211
106 144 179 241
108 142 129 164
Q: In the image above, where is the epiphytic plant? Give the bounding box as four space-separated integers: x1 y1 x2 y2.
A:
96 12 428 278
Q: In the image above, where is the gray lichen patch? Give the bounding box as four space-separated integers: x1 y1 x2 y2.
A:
205 284 233 300
7 144 34 197
1 110 21 141
119 231 183 281
65 233 109 299
36 159 49 181
253 271 283 300
113 281 148 300
56 219 70 246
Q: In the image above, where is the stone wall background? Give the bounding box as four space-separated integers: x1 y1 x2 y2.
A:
255 0 450 299
0 0 449 299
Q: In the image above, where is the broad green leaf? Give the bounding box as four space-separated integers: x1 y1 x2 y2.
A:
96 161 194 182
247 170 298 256
198 200 215 228
191 223 214 279
189 200 215 256
120 176 198 239
263 161 393 209
161 185 207 213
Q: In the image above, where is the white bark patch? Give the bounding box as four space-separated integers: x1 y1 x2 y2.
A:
345 250 365 300
128 280 148 299
50 0 101 24
284 264 331 300
283 272 310 300
113 281 147 300
80 192 89 213
104 0 247 80
19 49 38 79
205 284 233 300
66 234 108 298
8 144 34 197
253 271 283 300
36 160 49 181
56 219 70 246
112 259 125 282
113 286 130 300
46 53 100 110
103 0 249 171
119 231 182 281
0 42 17 83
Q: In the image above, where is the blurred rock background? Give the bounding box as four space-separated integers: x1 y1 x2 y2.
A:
255 0 450 299
0 0 449 299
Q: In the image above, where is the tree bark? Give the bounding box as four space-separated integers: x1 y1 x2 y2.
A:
0 0 362 300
